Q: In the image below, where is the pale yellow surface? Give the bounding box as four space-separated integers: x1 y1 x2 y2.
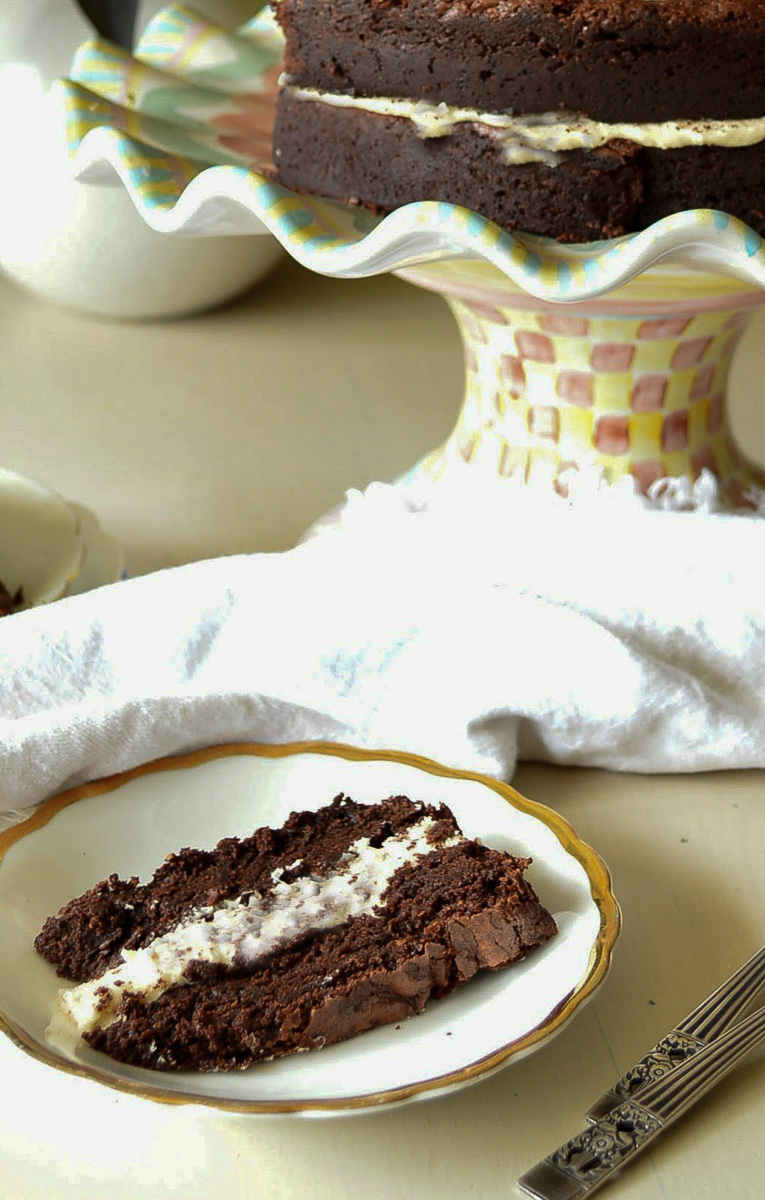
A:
1 259 765 1199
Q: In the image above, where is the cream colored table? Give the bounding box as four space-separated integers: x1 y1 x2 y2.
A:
1 259 764 1200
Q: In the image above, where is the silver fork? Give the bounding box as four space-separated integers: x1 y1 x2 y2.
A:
519 1000 765 1199
586 944 765 1120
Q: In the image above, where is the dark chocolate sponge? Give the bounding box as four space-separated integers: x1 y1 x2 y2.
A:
274 96 765 242
278 0 765 123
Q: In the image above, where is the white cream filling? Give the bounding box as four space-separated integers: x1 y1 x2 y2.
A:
47 814 460 1054
284 80 765 167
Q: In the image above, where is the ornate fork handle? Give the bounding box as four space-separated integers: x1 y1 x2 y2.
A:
520 1003 765 1199
586 1029 704 1120
586 945 765 1120
520 1101 662 1200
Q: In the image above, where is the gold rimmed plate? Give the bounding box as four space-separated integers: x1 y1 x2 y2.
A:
0 742 620 1116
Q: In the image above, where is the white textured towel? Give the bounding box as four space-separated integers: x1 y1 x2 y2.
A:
2 474 765 826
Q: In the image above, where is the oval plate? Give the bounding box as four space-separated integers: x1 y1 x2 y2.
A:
0 741 620 1115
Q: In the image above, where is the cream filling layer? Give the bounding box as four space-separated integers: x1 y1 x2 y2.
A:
284 81 765 167
47 814 460 1054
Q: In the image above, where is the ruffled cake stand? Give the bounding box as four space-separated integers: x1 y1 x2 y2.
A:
57 4 765 507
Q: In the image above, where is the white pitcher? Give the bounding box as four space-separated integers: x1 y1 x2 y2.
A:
0 1 283 319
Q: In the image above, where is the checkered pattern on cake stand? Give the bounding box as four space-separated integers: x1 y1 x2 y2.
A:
56 4 765 508
398 260 765 504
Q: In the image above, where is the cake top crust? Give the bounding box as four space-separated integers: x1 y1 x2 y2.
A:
412 0 765 23
279 0 765 120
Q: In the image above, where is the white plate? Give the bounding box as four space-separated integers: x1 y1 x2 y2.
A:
0 742 619 1116
65 503 125 596
0 467 83 606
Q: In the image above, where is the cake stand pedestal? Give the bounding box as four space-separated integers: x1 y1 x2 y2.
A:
397 260 765 505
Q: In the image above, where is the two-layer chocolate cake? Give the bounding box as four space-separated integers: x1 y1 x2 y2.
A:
273 0 765 241
36 795 557 1071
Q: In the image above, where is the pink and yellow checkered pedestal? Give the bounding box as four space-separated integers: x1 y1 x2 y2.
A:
400 261 765 504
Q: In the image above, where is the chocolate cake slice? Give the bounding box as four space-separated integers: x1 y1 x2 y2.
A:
273 0 765 241
35 794 557 1072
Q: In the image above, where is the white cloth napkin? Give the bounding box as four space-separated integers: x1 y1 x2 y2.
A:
2 473 765 827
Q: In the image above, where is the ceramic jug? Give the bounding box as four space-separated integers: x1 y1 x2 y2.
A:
0 0 283 319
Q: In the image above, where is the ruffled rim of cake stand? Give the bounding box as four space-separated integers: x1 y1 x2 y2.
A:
53 4 765 301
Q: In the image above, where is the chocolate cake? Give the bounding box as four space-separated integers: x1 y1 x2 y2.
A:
273 0 765 241
35 794 557 1072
